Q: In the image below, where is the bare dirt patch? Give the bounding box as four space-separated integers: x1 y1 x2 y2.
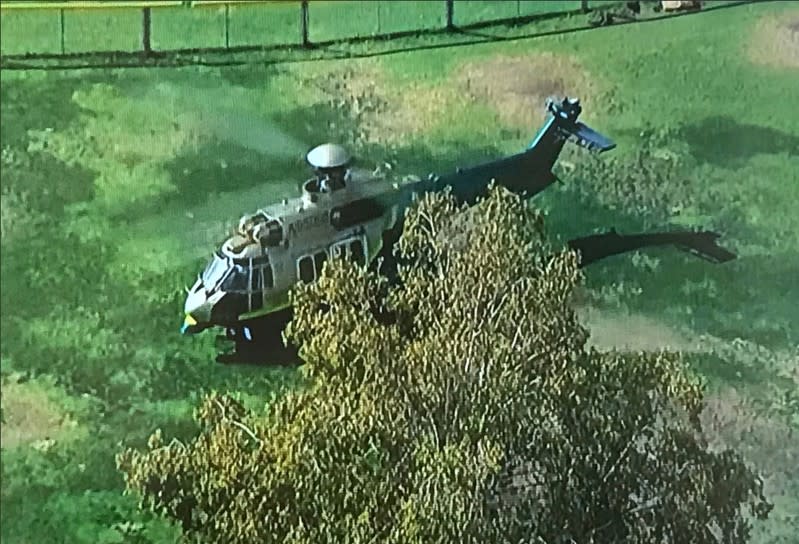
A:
701 388 799 496
579 307 700 353
748 10 799 70
1 379 80 450
305 60 459 147
301 53 594 146
454 53 597 129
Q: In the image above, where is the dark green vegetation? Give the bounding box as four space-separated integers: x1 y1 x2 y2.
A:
1 1 797 542
118 187 771 543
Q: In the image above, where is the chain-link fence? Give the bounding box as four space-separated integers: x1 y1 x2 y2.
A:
0 1 617 57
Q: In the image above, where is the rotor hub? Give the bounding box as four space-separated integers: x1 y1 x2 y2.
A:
306 143 352 170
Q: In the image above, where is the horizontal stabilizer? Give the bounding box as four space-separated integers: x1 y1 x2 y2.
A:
567 122 617 152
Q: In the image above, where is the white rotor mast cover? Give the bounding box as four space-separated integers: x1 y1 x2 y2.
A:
306 143 352 169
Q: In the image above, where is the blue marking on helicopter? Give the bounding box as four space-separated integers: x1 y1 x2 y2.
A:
527 116 556 150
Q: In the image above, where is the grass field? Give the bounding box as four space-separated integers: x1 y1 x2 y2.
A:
1 1 798 542
0 1 587 55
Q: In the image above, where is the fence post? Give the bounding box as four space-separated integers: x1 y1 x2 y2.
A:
445 0 454 30
224 3 230 48
142 7 152 56
300 0 310 47
59 8 65 54
581 0 589 13
376 0 381 35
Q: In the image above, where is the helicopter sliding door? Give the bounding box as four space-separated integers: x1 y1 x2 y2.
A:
296 235 367 285
297 252 327 285
330 235 367 267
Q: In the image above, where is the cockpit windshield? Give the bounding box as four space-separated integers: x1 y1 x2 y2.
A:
201 252 231 291
221 264 249 293
201 250 274 299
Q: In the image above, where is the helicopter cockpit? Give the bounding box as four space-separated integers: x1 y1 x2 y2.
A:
199 249 274 297
212 213 280 308
183 212 283 332
189 243 274 321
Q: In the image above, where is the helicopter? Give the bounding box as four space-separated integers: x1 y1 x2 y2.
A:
181 96 736 364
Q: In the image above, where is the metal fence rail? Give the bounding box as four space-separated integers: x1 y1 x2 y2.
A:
0 0 604 57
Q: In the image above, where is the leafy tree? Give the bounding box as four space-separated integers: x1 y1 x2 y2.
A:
117 187 771 543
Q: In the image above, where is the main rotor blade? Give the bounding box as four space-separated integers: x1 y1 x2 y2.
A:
568 229 737 267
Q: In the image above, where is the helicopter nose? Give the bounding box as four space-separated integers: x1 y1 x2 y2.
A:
180 313 201 335
181 282 224 334
184 284 210 318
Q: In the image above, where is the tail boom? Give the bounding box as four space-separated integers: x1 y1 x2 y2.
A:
426 96 615 205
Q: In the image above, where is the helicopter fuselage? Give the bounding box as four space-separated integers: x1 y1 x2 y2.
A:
182 96 615 357
182 170 406 339
180 96 736 364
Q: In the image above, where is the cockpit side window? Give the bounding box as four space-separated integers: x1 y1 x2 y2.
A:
249 266 263 311
221 264 248 293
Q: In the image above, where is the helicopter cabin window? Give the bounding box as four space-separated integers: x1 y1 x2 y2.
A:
314 251 327 277
330 237 366 267
298 255 315 284
263 264 274 290
349 239 365 266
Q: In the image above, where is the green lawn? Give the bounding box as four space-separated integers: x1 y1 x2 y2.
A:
0 0 587 55
2 1 798 542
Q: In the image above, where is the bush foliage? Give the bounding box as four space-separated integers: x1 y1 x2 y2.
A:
118 187 772 543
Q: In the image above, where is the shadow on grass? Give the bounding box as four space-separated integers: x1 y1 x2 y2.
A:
535 173 798 348
1 94 509 409
689 351 779 393
160 95 509 215
0 72 120 144
123 101 349 219
162 141 297 211
0 151 95 216
586 251 799 347
0 73 131 219
1 75 81 145
217 62 295 91
678 116 799 167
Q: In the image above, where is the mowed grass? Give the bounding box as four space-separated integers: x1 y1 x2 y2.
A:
0 0 585 55
1 2 798 542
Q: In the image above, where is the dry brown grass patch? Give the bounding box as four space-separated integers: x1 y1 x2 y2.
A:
580 307 700 353
453 52 597 129
748 10 799 70
701 388 799 495
306 60 458 146
1 379 81 450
